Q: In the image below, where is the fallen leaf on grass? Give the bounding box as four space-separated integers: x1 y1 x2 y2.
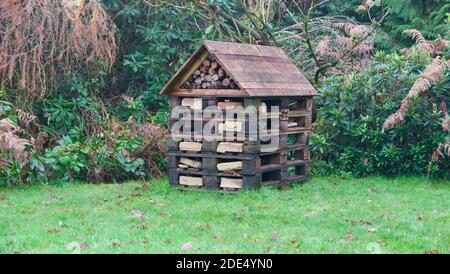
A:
165 239 172 244
79 243 89 250
59 222 69 228
0 195 8 201
368 227 377 233
211 233 218 239
181 242 192 251
112 242 121 248
271 232 280 241
345 233 354 241
132 210 144 221
424 250 439 254
48 228 60 234
305 211 318 217
417 214 425 221
368 188 378 193
360 219 373 225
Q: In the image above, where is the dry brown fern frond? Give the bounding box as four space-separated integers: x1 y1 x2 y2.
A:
335 35 353 48
431 141 450 162
315 36 332 57
0 119 32 164
0 0 116 98
16 109 37 129
355 5 368 13
135 122 167 178
403 29 448 57
332 23 369 39
382 58 450 131
443 118 450 132
0 155 8 169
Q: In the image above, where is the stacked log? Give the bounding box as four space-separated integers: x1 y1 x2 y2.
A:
181 55 237 89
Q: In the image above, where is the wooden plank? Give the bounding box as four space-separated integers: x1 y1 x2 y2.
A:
217 161 243 172
179 157 202 169
231 71 309 84
179 176 203 186
179 141 202 152
245 88 318 97
170 89 247 97
219 60 299 74
213 53 291 63
216 142 244 153
204 41 287 58
220 178 243 189
239 82 314 89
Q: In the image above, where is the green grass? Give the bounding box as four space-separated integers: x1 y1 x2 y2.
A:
0 177 449 254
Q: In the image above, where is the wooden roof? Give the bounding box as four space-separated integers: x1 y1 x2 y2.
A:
159 41 318 97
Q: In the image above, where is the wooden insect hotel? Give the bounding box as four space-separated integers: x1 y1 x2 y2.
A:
160 41 318 192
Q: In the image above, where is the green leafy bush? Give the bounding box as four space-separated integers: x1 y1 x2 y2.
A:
312 49 449 177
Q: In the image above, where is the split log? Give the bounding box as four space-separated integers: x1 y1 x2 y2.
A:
222 78 230 87
216 142 244 153
220 178 243 188
178 164 189 168
179 141 202 152
181 98 202 110
179 176 203 186
217 161 243 171
202 60 211 67
218 121 243 133
179 157 202 169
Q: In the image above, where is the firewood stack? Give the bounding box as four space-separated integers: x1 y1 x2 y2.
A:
181 55 237 89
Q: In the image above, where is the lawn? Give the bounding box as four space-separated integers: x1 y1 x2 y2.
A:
0 177 449 254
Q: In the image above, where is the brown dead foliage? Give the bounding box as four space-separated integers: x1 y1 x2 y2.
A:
382 58 449 132
0 0 116 98
0 119 32 165
403 29 449 57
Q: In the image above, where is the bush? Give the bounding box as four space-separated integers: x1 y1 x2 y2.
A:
312 49 449 177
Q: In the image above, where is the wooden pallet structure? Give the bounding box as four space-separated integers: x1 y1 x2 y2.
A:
160 41 318 192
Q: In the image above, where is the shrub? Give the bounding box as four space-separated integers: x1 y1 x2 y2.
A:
312 49 449 177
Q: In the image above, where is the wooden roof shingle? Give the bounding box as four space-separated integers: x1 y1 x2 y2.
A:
160 41 318 97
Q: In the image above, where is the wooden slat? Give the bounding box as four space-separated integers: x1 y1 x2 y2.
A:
213 53 291 64
219 59 299 74
231 71 309 84
204 41 286 58
170 89 247 97
239 82 314 89
245 88 318 97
